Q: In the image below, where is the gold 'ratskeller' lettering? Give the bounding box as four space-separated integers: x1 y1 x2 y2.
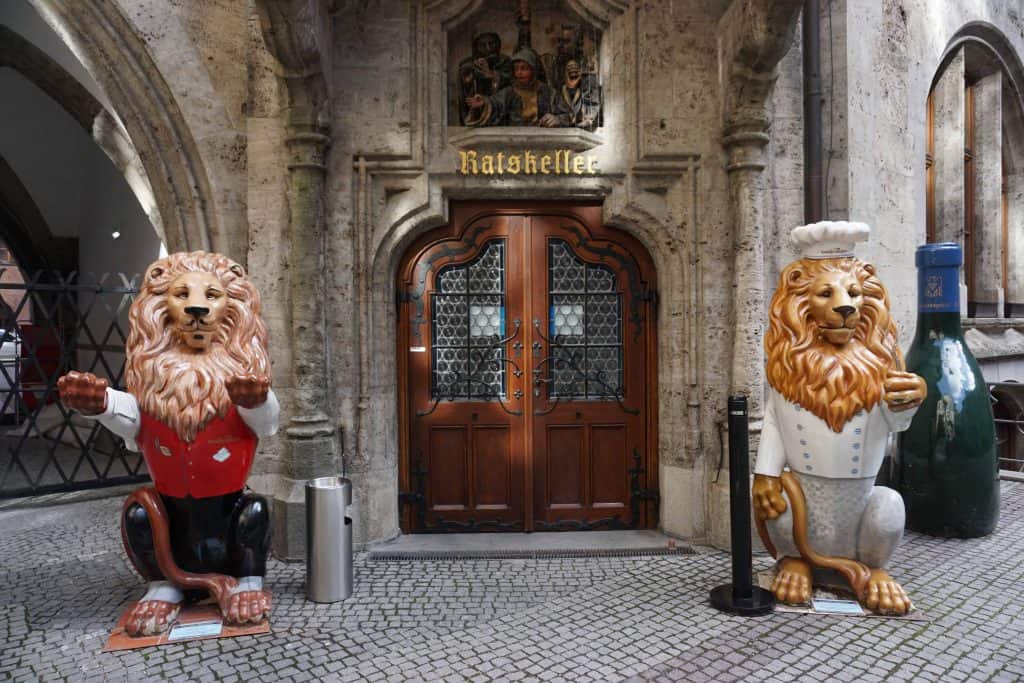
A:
457 149 598 176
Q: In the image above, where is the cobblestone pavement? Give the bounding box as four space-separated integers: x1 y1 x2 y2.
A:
1 482 1023 682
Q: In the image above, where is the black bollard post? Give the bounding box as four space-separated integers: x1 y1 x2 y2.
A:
709 395 775 615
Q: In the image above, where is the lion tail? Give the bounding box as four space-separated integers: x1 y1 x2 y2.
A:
778 471 872 599
754 507 777 558
122 487 237 603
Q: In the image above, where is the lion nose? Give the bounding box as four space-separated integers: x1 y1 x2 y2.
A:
834 305 855 319
184 306 209 319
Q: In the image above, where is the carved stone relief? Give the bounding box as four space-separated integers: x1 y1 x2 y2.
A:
448 0 602 130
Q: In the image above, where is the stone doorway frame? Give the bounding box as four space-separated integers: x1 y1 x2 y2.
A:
339 0 803 548
355 175 691 546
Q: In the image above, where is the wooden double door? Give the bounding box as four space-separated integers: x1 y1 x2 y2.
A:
397 204 657 532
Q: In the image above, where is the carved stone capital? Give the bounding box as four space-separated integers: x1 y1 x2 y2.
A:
718 0 802 131
256 0 332 131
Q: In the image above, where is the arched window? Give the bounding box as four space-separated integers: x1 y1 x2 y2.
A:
926 27 1024 318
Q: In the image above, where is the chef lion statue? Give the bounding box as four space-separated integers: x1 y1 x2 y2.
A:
58 251 279 636
752 222 926 615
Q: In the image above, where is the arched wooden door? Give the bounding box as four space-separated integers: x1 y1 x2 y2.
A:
397 204 658 532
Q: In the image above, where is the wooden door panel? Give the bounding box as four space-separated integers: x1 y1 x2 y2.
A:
472 425 512 509
545 425 585 507
428 426 468 509
590 424 628 506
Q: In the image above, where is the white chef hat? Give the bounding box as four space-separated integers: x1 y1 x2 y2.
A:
790 220 870 259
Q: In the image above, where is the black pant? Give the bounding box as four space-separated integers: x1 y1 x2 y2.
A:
123 490 270 580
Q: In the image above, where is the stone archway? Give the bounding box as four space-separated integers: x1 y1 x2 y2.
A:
0 156 73 273
930 22 1024 316
0 23 159 256
991 383 1024 472
26 0 242 258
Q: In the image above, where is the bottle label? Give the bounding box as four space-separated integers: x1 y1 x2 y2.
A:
917 266 959 313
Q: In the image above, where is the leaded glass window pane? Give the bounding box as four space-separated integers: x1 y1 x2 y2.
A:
550 294 584 342
469 295 503 346
431 240 506 399
586 295 619 344
549 241 586 292
547 239 622 400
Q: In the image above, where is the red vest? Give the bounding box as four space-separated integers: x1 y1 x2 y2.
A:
138 408 257 499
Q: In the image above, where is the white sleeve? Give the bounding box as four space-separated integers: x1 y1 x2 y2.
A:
237 389 280 438
881 401 918 433
753 390 786 477
81 388 140 451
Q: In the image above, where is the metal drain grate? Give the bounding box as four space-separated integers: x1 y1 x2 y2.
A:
368 546 695 562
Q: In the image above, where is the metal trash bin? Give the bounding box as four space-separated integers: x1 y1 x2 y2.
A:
305 476 353 603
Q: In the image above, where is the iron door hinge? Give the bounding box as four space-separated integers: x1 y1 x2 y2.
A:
398 491 423 504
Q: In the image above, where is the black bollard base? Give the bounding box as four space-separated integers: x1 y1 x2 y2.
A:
709 584 775 616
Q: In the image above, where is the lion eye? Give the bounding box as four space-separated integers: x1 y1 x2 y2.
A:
848 289 861 298
819 289 832 298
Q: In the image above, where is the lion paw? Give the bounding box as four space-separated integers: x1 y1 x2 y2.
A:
223 589 271 625
57 371 108 415
124 600 180 637
864 569 912 615
226 374 270 409
771 557 813 605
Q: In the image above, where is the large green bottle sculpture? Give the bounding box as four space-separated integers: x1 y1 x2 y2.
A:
897 243 999 537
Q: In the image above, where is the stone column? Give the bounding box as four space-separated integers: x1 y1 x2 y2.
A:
274 121 338 559
932 49 965 246
709 0 801 550
971 71 1003 317
717 0 801 423
1007 172 1024 317
257 0 339 559
723 119 770 420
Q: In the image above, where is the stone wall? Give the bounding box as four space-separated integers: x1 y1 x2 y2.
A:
776 0 1024 346
11 0 1023 553
719 0 1024 547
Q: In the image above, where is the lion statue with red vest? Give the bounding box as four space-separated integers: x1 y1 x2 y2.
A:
58 251 279 636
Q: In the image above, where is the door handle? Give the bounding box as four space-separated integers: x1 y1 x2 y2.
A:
531 317 550 360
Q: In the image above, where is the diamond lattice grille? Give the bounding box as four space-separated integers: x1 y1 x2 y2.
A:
0 271 149 498
547 240 622 399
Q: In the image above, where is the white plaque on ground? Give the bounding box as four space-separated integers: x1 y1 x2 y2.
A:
811 599 864 615
168 620 224 641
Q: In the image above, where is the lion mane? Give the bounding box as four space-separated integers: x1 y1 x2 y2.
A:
126 252 269 442
765 258 900 433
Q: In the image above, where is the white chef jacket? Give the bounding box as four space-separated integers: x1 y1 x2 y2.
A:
754 387 917 479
